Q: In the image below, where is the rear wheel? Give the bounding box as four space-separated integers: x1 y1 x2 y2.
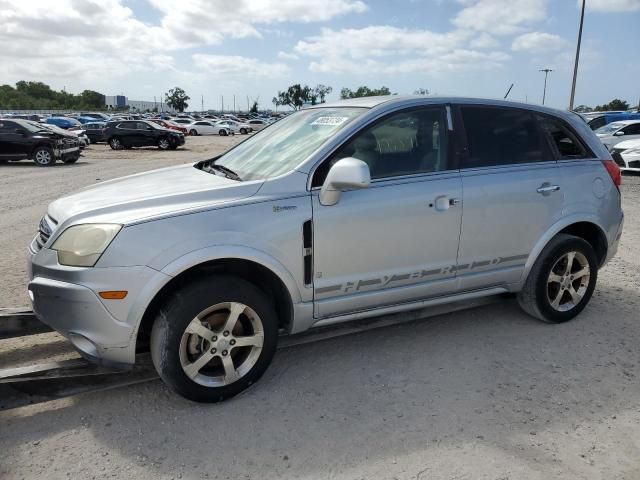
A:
219 129 228 136
240 128 247 134
32 147 55 166
150 276 278 402
189 129 198 136
109 137 123 150
158 137 171 150
518 234 598 323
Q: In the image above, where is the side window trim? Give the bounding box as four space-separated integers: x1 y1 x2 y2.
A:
310 105 452 188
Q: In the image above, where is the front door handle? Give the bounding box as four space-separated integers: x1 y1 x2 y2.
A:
536 183 560 195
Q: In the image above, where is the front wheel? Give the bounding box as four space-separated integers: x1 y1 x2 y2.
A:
158 137 171 150
32 147 55 166
61 156 79 164
518 234 598 323
240 128 247 134
189 129 198 136
219 129 228 136
150 276 278 402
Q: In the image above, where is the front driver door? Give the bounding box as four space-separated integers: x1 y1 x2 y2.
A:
311 106 463 319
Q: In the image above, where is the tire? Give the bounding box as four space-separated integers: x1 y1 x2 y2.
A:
189 129 198 136
240 128 247 134
32 146 55 166
61 156 79 164
158 137 171 150
518 234 598 323
109 137 123 150
219 129 228 136
150 276 278 402
169 144 178 150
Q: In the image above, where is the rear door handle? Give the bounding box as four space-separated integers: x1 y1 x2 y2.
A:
536 183 560 195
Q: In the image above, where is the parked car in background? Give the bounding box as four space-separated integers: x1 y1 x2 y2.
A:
247 119 267 131
170 118 195 130
45 117 82 129
587 112 640 130
149 119 188 135
104 120 185 150
611 138 640 173
66 126 91 148
217 119 251 134
0 118 80 165
186 121 230 136
81 112 110 121
27 97 623 402
77 122 106 143
595 120 640 150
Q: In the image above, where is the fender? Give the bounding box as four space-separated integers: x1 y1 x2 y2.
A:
521 212 608 284
159 244 303 305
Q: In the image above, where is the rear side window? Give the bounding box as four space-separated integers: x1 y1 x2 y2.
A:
622 123 640 135
460 106 551 168
537 115 589 159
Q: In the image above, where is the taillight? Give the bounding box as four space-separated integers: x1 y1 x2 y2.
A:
602 159 621 191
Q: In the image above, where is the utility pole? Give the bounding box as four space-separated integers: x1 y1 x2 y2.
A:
539 68 553 105
569 0 586 111
221 95 224 113
233 95 236 113
201 94 204 112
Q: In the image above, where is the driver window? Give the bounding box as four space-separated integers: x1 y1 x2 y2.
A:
313 107 448 186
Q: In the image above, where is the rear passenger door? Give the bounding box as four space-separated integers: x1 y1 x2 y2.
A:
454 105 564 291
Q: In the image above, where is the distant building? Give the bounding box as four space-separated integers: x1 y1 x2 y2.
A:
105 95 174 112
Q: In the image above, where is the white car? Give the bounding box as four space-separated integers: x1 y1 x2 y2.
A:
247 119 268 131
595 120 640 150
611 138 640 172
217 120 252 134
170 118 195 129
186 121 231 136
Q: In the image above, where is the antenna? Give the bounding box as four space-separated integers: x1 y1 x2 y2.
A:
504 83 514 99
539 68 553 105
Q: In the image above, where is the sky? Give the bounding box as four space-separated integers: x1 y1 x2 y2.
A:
1 0 638 111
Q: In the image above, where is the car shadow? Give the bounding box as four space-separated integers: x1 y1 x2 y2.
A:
2 277 639 478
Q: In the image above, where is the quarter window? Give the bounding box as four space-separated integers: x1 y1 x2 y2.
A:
460 107 551 168
537 115 589 159
622 123 640 135
314 107 448 185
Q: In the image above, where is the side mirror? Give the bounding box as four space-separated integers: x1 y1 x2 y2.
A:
319 157 370 206
614 131 625 136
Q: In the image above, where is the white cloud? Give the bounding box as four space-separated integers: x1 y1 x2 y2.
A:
584 0 640 11
192 54 290 78
277 51 300 61
470 33 500 49
511 32 568 53
452 0 547 35
294 26 509 74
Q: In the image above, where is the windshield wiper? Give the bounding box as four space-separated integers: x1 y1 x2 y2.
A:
207 164 243 181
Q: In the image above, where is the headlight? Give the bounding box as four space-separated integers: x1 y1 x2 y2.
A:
51 224 122 267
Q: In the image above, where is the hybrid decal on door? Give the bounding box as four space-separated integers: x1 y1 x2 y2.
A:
315 254 529 296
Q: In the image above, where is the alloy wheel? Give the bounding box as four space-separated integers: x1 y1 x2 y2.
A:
34 149 52 165
179 302 265 387
546 251 590 312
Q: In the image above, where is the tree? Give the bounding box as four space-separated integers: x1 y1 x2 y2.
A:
79 90 105 109
313 84 332 104
340 86 392 99
274 84 309 110
594 99 629 112
414 88 430 95
250 101 259 114
573 104 592 113
165 87 190 112
272 96 280 111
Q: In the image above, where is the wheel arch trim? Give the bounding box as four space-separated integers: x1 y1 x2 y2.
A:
523 214 609 283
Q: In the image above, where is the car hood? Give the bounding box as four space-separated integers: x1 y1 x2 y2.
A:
615 139 640 150
48 163 263 226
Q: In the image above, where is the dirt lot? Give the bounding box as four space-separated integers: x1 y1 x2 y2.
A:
1 141 639 479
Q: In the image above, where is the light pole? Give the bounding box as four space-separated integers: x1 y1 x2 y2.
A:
569 0 586 111
539 68 553 105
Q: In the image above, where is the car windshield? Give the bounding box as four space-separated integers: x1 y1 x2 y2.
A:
596 122 625 134
19 121 51 133
213 107 365 181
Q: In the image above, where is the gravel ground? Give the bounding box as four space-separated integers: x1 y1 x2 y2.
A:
0 145 639 479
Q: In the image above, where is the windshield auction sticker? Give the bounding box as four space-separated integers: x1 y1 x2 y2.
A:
310 116 349 126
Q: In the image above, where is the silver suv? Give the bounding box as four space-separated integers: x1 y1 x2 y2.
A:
28 97 624 402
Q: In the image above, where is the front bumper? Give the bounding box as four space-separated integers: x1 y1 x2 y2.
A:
28 246 169 365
